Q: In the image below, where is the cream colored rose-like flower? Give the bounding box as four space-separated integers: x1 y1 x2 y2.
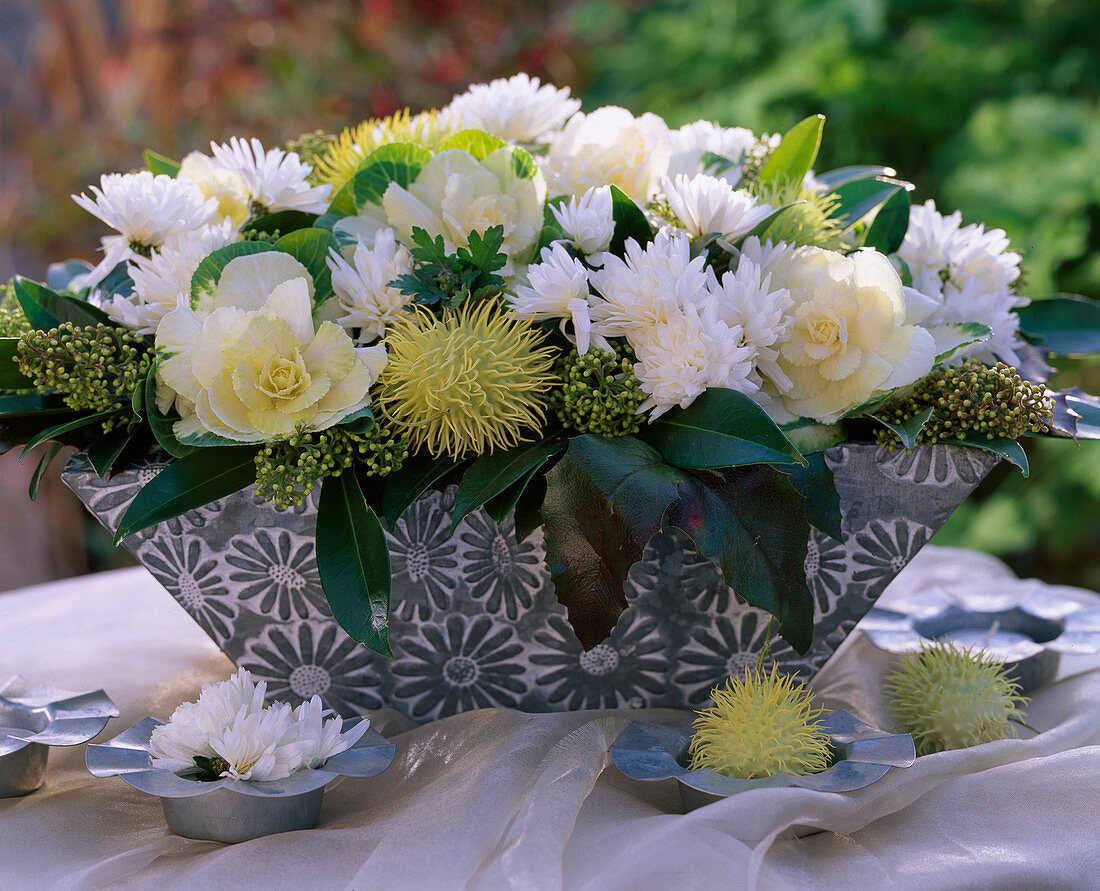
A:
157 253 386 443
770 247 936 422
381 147 545 274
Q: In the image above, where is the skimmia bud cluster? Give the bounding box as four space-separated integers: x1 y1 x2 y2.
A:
16 323 151 424
254 422 410 509
876 360 1053 448
0 282 29 338
550 344 645 437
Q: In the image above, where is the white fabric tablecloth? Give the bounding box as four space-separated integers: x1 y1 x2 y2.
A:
3 546 1100 890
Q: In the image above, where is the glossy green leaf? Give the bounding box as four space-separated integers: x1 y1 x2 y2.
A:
758 115 825 186
317 472 392 656
640 389 806 469
245 210 318 236
87 428 133 477
438 129 508 159
144 368 194 458
46 260 93 293
12 276 111 330
275 228 339 303
0 393 72 416
20 409 121 460
735 200 805 245
28 442 63 502
348 142 433 211
536 196 569 252
190 241 279 306
831 177 909 229
382 450 465 525
932 322 993 363
813 165 897 189
1064 391 1100 439
143 149 181 177
114 446 258 542
0 339 32 391
512 471 547 544
782 452 843 542
1016 296 1100 355
871 405 936 451
608 185 653 254
485 463 545 527
452 438 566 532
942 437 1029 476
863 186 910 254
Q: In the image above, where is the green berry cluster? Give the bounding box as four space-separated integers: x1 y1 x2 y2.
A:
286 129 337 177
242 227 282 244
254 421 410 509
875 360 1053 449
16 323 152 425
0 282 30 338
550 343 645 437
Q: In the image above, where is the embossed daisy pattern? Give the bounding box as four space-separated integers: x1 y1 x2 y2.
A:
530 612 668 709
459 511 545 621
804 528 850 617
628 527 727 623
390 613 526 720
240 621 383 716
876 442 993 486
850 519 932 594
225 529 326 621
386 488 460 622
137 535 237 641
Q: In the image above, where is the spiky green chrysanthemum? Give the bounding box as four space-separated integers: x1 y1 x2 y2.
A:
875 360 1053 449
688 667 833 779
884 641 1027 756
377 302 557 459
550 343 644 437
313 109 447 191
750 178 847 250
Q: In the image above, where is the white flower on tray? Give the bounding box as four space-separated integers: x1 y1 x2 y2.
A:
149 669 370 782
441 73 581 145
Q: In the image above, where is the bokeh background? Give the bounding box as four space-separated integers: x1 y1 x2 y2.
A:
1 0 1097 591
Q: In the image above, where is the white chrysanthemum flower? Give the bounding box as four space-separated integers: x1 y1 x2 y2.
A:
738 235 797 278
629 298 756 418
208 703 308 782
543 106 671 203
705 258 794 392
550 185 615 256
666 120 760 182
442 73 581 144
179 151 251 226
510 242 605 355
287 696 371 770
70 171 219 291
661 173 774 243
208 137 332 215
588 230 707 339
148 706 217 774
106 219 240 335
898 200 1026 365
328 229 415 344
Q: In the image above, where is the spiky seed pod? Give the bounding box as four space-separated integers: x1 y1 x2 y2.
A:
749 177 848 250
550 343 645 437
884 641 1027 756
16 322 152 421
377 302 557 460
875 360 1053 449
312 109 447 191
688 666 833 779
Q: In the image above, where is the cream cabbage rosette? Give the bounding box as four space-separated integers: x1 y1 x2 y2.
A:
156 250 386 444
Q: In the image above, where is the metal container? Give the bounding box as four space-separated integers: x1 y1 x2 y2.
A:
0 677 119 797
86 716 396 843
609 711 916 813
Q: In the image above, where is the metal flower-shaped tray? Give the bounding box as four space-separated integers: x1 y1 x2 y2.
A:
610 711 915 812
86 716 396 843
0 676 119 797
860 585 1100 692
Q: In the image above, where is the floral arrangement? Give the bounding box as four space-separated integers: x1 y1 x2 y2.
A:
148 668 368 782
3 73 1100 657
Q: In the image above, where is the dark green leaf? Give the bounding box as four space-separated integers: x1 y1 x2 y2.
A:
734 200 805 245
537 196 570 252
438 129 508 159
1016 296 1100 355
758 115 825 186
349 142 433 210
0 411 84 455
143 149 181 177
275 228 340 303
941 437 1029 476
97 262 134 299
782 452 843 541
639 389 806 469
484 463 545 527
20 409 121 459
144 368 195 458
317 473 392 656
190 241 279 306
46 260 93 293
0 393 72 416
0 339 32 390
870 405 936 451
1064 391 1100 439
87 428 133 477
114 446 258 542
667 466 814 653
933 322 993 363
813 166 897 190
28 442 63 502
608 185 653 254
863 186 910 254
513 471 547 543
452 437 565 531
382 450 464 525
12 277 111 330
458 226 508 274
510 146 538 180
245 211 318 236
830 177 909 229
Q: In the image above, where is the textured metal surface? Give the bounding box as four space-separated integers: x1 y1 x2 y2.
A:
608 711 916 810
63 443 997 719
160 787 325 843
861 586 1100 693
0 677 118 797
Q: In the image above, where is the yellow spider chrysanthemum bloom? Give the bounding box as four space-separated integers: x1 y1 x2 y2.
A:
688 666 833 779
378 301 557 459
313 109 449 191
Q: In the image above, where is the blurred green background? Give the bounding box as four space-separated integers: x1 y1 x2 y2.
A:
0 0 1097 590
